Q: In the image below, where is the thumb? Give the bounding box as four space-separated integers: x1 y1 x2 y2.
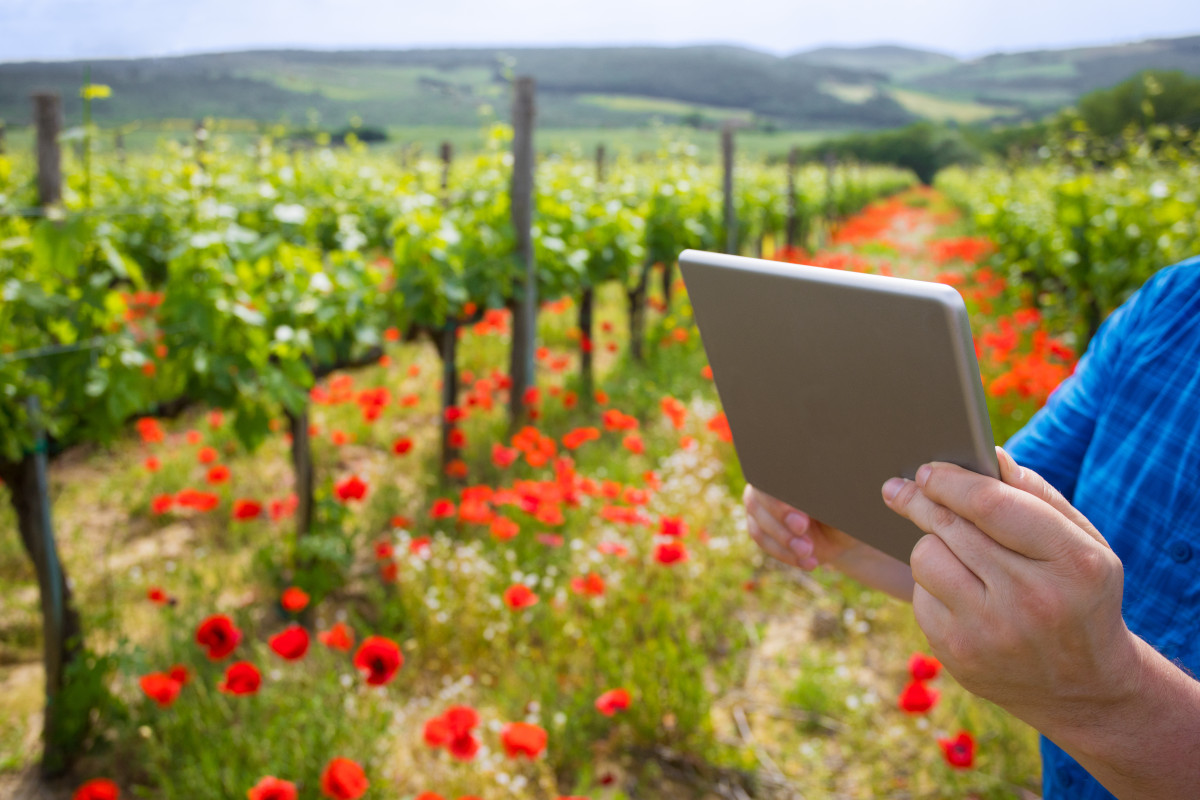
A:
995 446 1112 551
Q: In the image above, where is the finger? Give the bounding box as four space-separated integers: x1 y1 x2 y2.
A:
883 477 1003 587
745 485 813 558
911 582 954 651
744 489 820 568
913 460 1097 563
745 484 805 528
996 447 1112 550
907 529 985 610
747 514 809 569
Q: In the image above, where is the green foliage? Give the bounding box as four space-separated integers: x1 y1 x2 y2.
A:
1076 70 1200 139
808 122 980 185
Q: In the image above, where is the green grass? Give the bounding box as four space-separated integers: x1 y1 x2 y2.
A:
887 88 1016 123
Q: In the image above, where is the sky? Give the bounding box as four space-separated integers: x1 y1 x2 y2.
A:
2 0 1199 62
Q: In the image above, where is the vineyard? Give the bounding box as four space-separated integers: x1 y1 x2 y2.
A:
1 85 1197 800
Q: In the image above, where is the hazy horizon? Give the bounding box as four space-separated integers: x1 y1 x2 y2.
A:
2 0 1199 63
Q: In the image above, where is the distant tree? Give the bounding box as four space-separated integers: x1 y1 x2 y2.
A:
1076 70 1200 137
810 122 979 184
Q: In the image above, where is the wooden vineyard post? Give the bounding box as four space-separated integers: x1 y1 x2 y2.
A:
114 130 126 166
508 76 536 428
627 255 652 364
286 404 315 541
438 323 462 478
0 119 7 155
578 144 603 407
722 124 736 255
33 93 62 208
440 141 453 209
0 399 84 777
786 146 799 250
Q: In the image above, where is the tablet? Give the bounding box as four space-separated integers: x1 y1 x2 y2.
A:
679 248 998 565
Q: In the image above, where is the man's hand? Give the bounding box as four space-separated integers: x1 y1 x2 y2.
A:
743 484 915 601
883 446 1200 798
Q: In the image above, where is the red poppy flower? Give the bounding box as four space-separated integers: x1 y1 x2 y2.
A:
72 778 120 800
490 516 520 541
908 652 942 682
409 536 432 556
137 417 165 444
938 730 975 769
150 494 174 515
424 705 481 760
195 614 242 660
218 661 261 695
444 459 469 479
353 636 403 686
392 437 413 456
331 430 351 446
269 625 310 661
898 680 939 714
570 572 605 597
247 776 298 800
209 410 224 429
144 456 161 472
176 488 221 512
168 664 189 685
232 499 262 521
206 464 231 484
595 688 631 716
197 446 218 464
594 390 609 405
281 586 309 612
374 540 395 560
492 443 518 468
186 430 203 445
500 721 547 759
444 405 466 423
430 499 456 519
654 541 688 565
269 494 298 521
139 672 182 707
622 434 645 454
334 475 368 502
503 583 539 610
537 533 564 547
400 393 419 407
147 586 169 605
659 516 687 537
679 435 696 450
414 794 445 800
320 757 368 800
380 561 399 583
319 622 356 651
448 428 467 449
701 365 713 380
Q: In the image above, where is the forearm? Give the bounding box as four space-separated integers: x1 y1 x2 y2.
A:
1037 634 1200 800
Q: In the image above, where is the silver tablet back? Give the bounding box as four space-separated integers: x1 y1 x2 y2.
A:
680 249 998 565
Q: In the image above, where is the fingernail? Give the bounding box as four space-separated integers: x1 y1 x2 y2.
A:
915 464 932 486
883 477 905 502
784 511 808 535
788 537 812 558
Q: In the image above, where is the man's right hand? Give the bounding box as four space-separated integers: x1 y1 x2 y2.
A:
743 484 915 601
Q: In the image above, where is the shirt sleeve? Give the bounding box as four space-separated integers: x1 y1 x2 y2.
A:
1004 288 1146 502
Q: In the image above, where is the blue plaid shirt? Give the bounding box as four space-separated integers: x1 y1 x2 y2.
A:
1005 257 1200 799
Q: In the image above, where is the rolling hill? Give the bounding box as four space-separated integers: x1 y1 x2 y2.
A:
0 35 1198 135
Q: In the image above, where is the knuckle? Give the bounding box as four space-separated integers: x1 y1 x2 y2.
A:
892 479 921 510
929 503 959 533
909 534 944 581
966 481 1011 522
